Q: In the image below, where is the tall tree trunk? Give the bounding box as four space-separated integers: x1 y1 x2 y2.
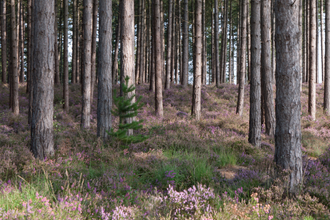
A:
81 0 93 129
171 0 176 83
72 0 77 84
121 0 136 134
77 1 80 83
261 0 275 136
135 0 141 84
306 0 309 83
154 0 163 117
249 0 261 147
54 0 60 85
271 0 275 83
274 0 302 195
31 0 55 160
1 0 6 84
97 0 112 140
175 0 179 84
316 0 319 84
325 0 330 115
321 0 324 83
202 0 206 85
28 0 34 124
149 0 155 92
302 0 306 85
63 0 69 112
90 0 98 103
212 5 215 84
214 0 220 87
11 0 19 115
182 0 188 87
229 0 232 84
166 0 173 89
246 0 251 83
19 1 24 83
236 0 247 116
192 0 202 120
59 0 63 83
112 7 121 85
139 0 145 84
308 0 316 120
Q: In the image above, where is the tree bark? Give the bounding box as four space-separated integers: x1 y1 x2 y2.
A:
54 0 60 85
229 0 232 84
28 0 34 124
81 0 93 129
72 0 77 84
97 0 112 140
135 0 141 84
249 0 261 147
236 0 247 116
321 0 324 83
139 0 145 84
11 0 19 115
166 0 173 89
325 0 330 115
31 0 55 160
192 0 202 120
182 0 188 87
202 0 206 85
274 0 302 195
112 6 121 85
308 0 316 120
261 0 275 136
90 0 98 103
154 0 163 117
19 1 24 83
63 0 69 112
1 0 6 84
214 0 220 87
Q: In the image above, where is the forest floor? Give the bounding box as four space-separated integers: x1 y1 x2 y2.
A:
0 82 330 219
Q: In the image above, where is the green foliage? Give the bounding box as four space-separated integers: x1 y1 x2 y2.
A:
107 76 148 146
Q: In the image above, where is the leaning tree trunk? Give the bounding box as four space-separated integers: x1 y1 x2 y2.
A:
90 0 98 103
192 0 202 120
31 0 55 160
261 0 275 136
154 0 163 117
236 0 247 116
97 0 112 141
63 0 69 112
1 0 7 84
121 0 136 134
274 0 303 195
81 0 93 129
11 0 19 115
325 0 330 115
181 0 188 87
249 0 261 147
308 0 316 120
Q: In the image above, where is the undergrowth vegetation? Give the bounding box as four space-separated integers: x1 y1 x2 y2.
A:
0 82 330 219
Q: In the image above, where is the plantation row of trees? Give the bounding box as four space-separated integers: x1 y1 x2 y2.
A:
0 0 329 194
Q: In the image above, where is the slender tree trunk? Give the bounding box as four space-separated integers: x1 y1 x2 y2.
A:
236 0 247 116
31 0 55 160
112 8 121 85
81 0 93 129
192 0 202 120
11 0 19 115
302 0 306 85
316 0 319 84
72 0 77 84
229 0 232 84
306 0 309 83
274 0 302 195
135 0 141 84
121 0 136 134
175 0 179 84
154 0 163 117
261 0 275 136
54 0 60 85
97 0 112 140
212 5 215 84
28 0 34 124
59 0 63 83
215 0 220 87
90 0 98 103
77 1 80 83
171 0 176 83
149 0 155 92
139 0 145 84
309 0 316 120
271 0 275 83
202 0 206 85
19 1 24 83
1 0 6 84
63 0 69 112
166 0 173 89
249 0 261 147
182 0 188 87
321 0 325 83
325 0 330 115
246 0 251 83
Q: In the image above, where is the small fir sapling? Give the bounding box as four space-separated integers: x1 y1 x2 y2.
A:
107 76 148 146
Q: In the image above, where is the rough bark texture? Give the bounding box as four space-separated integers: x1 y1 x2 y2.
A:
154 0 163 117
202 0 206 85
182 0 188 87
54 0 60 85
28 0 34 124
72 0 77 84
166 0 173 89
112 9 121 85
90 0 98 103
63 0 69 112
97 0 112 140
11 0 19 115
214 0 220 87
261 0 275 136
81 0 93 129
274 0 303 195
139 0 145 84
249 0 261 147
192 0 202 120
325 0 330 115
121 0 135 134
19 1 24 83
31 0 55 160
220 0 228 83
236 0 247 116
308 0 316 120
1 0 6 84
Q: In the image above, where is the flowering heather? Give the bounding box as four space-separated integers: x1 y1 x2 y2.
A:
0 83 330 219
